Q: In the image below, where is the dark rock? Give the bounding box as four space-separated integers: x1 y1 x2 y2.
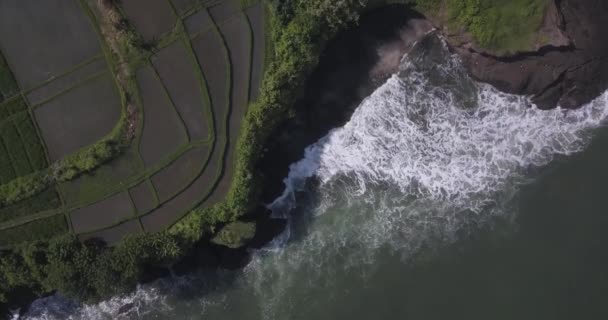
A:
217 247 251 270
447 0 608 109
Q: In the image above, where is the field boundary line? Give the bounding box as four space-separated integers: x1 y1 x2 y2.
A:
262 1 273 78
147 144 214 213
165 0 215 143
126 189 137 217
24 92 53 169
0 94 24 112
29 70 109 110
180 32 216 144
71 142 214 234
3 138 208 233
0 54 105 104
189 14 244 41
0 138 16 183
160 7 235 231
0 208 60 231
63 140 211 213
148 62 191 142
10 117 36 172
241 10 253 106
0 124 31 177
146 178 161 211
0 109 27 132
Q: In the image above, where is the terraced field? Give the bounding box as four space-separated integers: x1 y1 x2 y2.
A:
0 0 267 247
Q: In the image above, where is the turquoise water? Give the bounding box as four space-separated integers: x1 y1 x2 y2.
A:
20 35 608 320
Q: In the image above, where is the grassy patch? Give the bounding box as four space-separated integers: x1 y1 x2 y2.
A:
211 221 256 248
0 53 18 101
0 97 27 122
1 121 33 177
0 143 15 184
240 0 260 8
0 111 49 180
58 144 143 206
0 214 67 247
0 188 60 224
445 0 550 53
13 113 48 171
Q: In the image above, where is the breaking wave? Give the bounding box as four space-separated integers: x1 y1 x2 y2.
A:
272 35 608 216
18 34 608 320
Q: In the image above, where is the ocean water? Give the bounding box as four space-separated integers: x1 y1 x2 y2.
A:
17 35 608 320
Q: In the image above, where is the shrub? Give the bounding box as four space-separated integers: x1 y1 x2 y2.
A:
54 140 121 182
0 171 50 206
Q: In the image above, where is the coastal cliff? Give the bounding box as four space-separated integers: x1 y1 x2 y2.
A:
437 0 608 109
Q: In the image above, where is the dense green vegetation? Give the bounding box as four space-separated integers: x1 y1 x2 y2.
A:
0 172 51 207
0 233 181 303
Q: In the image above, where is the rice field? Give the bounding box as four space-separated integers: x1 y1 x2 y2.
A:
0 0 267 246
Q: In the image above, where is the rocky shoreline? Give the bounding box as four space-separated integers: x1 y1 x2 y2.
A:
441 0 608 109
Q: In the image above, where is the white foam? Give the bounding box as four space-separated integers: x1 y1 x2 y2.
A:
19 284 170 320
274 47 608 215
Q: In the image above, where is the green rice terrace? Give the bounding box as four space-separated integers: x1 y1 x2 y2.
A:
0 0 267 247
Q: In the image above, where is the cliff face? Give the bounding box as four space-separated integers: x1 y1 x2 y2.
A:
442 0 608 109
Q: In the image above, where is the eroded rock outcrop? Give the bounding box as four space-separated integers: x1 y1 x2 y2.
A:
441 0 608 109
